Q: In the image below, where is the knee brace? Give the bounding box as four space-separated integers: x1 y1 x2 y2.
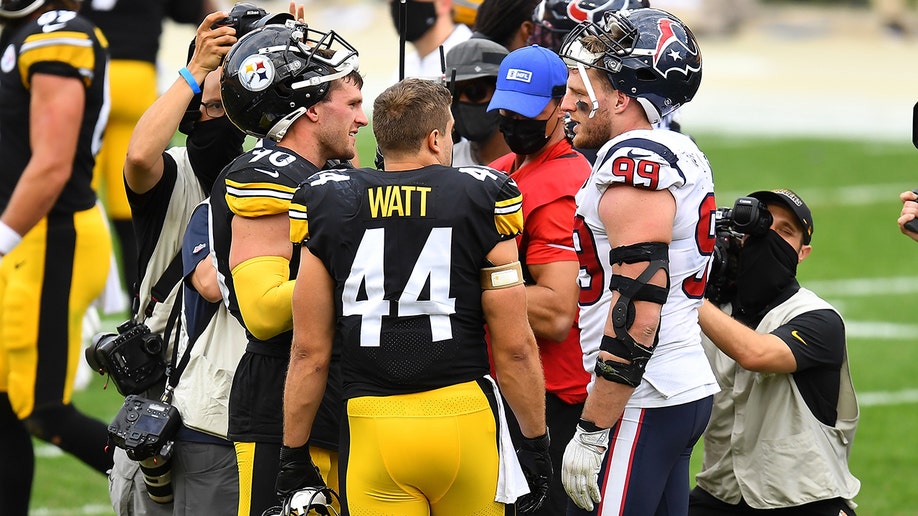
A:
594 242 669 387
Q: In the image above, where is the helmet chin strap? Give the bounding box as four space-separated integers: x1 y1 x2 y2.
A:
636 98 661 125
267 107 308 142
575 63 599 119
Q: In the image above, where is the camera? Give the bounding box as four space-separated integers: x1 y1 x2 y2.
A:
705 196 773 305
108 394 182 503
212 3 291 39
85 320 167 396
108 394 181 460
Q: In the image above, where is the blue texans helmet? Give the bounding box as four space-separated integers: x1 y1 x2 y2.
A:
530 0 649 52
559 7 701 123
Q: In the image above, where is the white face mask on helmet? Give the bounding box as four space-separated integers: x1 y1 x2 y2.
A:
0 0 47 18
261 486 340 516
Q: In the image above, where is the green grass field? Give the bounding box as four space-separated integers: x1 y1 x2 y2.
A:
30 133 918 515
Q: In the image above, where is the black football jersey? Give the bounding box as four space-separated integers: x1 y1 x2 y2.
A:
209 145 319 348
0 10 109 214
289 164 524 399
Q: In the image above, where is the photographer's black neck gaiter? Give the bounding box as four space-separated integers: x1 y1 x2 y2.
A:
187 117 245 193
734 230 799 318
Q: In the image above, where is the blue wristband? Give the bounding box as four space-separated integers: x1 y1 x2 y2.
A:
178 67 201 95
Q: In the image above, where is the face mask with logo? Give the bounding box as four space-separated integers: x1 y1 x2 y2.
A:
499 115 550 155
389 0 437 42
452 102 499 142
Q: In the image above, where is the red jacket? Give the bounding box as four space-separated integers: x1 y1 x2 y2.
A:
489 139 591 404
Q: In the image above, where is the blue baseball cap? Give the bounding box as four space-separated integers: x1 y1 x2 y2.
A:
487 45 568 118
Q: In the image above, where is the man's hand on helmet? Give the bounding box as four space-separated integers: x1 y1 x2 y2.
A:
275 444 326 500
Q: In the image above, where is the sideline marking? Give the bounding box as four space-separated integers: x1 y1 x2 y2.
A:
844 320 918 340
806 276 918 297
858 389 918 407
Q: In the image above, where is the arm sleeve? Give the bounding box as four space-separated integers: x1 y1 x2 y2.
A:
231 256 295 341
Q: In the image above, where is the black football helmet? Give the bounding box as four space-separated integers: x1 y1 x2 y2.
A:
559 7 701 123
0 0 48 18
261 486 340 516
221 21 359 141
530 0 649 52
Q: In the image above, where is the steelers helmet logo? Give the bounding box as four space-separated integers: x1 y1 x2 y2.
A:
238 54 275 92
1 44 15 74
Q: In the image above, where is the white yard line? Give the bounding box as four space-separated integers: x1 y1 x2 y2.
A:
29 506 113 516
857 389 918 407
805 276 918 297
717 182 918 210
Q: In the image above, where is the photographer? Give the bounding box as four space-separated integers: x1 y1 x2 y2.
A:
108 9 246 515
690 189 861 515
897 189 918 242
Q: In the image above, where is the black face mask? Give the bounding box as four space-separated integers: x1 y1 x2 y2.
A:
187 117 246 192
499 115 550 155
734 230 799 316
452 102 499 142
390 0 437 42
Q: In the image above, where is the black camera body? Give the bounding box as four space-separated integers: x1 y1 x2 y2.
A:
85 321 167 396
108 394 182 461
705 196 773 305
211 3 291 39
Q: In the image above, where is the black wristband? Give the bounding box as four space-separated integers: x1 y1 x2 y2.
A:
578 418 604 433
520 429 550 451
279 444 311 463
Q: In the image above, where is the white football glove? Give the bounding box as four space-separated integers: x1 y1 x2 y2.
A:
561 423 610 511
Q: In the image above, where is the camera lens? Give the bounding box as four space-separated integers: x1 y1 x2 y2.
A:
731 197 773 236
141 334 164 355
139 455 173 504
84 333 114 374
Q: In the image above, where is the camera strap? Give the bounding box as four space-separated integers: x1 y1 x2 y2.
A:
162 288 188 394
137 252 184 320
161 286 211 396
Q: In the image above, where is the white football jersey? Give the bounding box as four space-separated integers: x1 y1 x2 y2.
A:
574 128 720 407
